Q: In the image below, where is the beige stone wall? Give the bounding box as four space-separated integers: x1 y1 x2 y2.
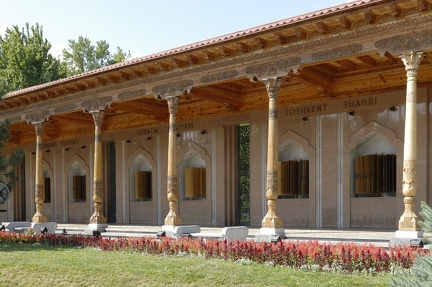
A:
14 88 432 230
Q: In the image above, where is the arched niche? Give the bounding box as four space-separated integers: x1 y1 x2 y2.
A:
42 160 53 203
127 147 155 201
124 146 157 207
178 141 211 201
346 121 402 197
66 155 89 202
278 130 314 199
279 139 310 161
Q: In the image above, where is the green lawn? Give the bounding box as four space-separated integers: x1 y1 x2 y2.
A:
0 243 390 286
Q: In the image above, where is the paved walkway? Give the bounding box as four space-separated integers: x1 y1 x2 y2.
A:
55 223 418 248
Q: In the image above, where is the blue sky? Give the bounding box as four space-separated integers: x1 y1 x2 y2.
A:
1 0 347 59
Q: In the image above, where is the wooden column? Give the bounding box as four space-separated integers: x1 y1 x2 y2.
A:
398 51 423 233
261 77 284 231
32 122 47 223
153 80 193 231
164 96 182 226
89 109 107 229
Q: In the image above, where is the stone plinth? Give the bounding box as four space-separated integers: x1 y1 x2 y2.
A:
31 222 57 235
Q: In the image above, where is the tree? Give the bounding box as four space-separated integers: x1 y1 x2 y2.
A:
62 36 131 76
0 23 65 94
0 23 58 194
110 46 131 65
0 120 24 191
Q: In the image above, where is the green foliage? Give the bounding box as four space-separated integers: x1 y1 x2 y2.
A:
0 23 65 94
389 201 432 286
419 201 432 241
109 46 131 65
237 124 250 225
62 36 131 76
0 120 24 190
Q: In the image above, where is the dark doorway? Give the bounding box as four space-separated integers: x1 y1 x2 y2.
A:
236 124 250 226
107 142 116 223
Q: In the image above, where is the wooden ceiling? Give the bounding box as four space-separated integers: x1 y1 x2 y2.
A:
3 0 432 147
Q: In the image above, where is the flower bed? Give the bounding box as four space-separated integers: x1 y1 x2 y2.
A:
0 231 428 274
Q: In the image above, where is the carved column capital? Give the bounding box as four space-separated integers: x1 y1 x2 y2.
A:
33 121 44 137
166 96 179 115
400 51 423 78
90 110 105 127
263 77 283 101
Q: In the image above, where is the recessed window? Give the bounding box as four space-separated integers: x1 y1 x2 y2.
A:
179 148 206 201
185 167 206 199
44 177 51 203
135 171 152 200
68 160 87 202
354 154 396 196
130 154 152 201
278 160 309 198
72 175 86 201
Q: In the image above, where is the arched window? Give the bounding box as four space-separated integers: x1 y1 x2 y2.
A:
129 154 152 201
179 149 206 200
278 139 309 199
352 132 396 197
68 160 86 202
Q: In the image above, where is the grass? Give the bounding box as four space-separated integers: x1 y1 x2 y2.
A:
0 242 391 287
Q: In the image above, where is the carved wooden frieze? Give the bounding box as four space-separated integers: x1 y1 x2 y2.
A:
25 110 50 124
55 104 77 113
200 70 238 84
118 89 147 100
81 95 113 112
312 44 363 61
152 80 193 98
7 115 22 123
246 57 301 80
375 29 432 55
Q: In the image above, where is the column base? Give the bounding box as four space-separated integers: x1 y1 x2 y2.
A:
255 228 286 242
32 213 47 223
31 222 57 235
164 215 182 226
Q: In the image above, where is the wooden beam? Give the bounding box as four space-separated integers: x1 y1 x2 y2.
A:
113 99 168 120
55 113 94 125
292 67 334 96
191 86 241 111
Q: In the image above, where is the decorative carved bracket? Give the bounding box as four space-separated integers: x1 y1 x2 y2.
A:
375 28 432 56
81 96 113 112
25 111 50 125
152 80 194 99
245 57 301 81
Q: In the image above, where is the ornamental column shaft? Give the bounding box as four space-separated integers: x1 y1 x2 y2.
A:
89 109 107 228
398 51 423 232
32 122 47 223
164 96 182 226
262 77 284 231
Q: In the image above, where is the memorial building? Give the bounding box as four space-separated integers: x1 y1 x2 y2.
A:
0 0 431 236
